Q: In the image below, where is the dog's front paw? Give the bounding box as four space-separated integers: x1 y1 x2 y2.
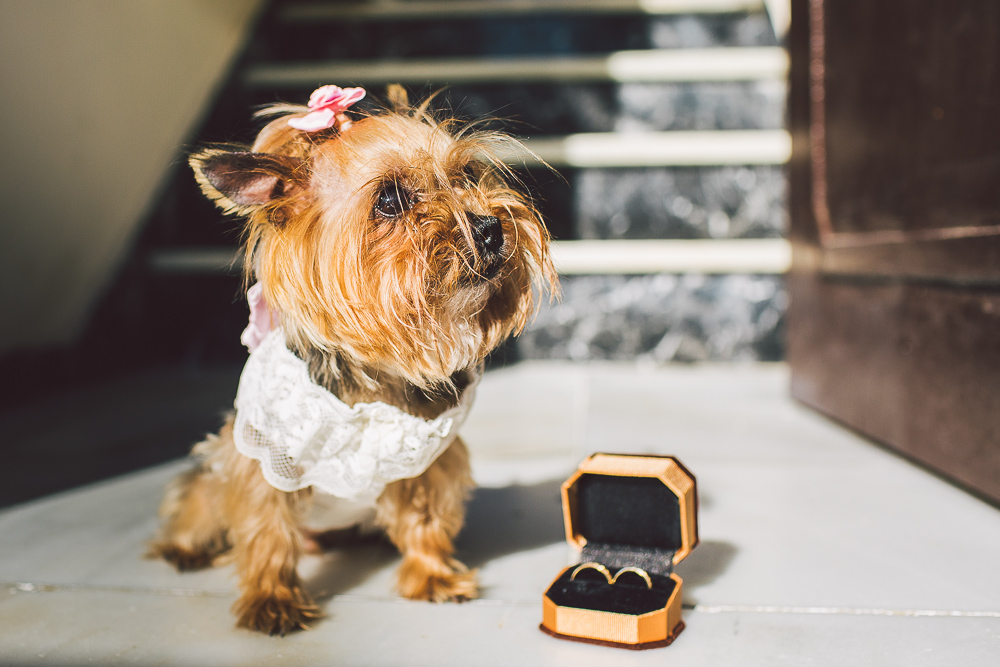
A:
233 588 323 635
397 557 479 603
147 541 218 572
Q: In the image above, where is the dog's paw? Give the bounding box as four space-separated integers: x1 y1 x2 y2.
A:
233 589 323 636
398 558 479 603
146 542 217 572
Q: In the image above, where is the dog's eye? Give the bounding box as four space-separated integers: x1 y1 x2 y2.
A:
374 183 411 218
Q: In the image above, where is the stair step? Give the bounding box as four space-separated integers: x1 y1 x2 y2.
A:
243 80 785 137
148 248 242 275
553 238 788 274
280 0 767 22
143 162 785 247
255 11 776 61
511 129 790 167
244 47 787 86
148 238 789 276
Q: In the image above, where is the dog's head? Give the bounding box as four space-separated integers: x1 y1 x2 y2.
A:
191 86 556 387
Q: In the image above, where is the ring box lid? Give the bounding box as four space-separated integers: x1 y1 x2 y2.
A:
562 454 698 575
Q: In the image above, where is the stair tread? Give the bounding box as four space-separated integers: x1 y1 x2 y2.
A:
515 128 791 167
148 238 791 276
280 0 767 22
245 47 788 85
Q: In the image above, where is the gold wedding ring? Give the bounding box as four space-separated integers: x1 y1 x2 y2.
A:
610 566 653 589
569 562 612 584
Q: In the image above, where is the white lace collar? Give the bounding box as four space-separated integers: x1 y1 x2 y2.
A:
232 328 479 503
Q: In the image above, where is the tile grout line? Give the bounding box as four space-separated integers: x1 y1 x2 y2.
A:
3 582 505 606
690 604 1000 618
8 583 1000 618
6 581 232 598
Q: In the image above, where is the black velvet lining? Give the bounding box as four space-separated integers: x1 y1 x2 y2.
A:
546 566 676 615
575 474 682 550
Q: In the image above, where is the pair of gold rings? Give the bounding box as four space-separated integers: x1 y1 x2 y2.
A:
569 563 653 589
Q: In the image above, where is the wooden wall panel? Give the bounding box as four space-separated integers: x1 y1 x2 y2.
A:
788 0 1000 503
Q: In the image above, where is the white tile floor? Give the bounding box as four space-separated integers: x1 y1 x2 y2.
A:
2 362 999 665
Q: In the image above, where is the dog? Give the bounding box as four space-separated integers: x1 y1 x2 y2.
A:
148 84 555 634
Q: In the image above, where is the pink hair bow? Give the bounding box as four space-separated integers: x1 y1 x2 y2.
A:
288 85 366 132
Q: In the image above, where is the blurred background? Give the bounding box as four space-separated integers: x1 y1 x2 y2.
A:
2 0 998 509
0 0 793 506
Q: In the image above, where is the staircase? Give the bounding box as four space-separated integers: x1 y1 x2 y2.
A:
100 0 792 372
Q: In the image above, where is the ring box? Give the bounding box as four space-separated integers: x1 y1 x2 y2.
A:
540 453 699 650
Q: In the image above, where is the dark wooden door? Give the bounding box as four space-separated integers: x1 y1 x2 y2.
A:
787 0 1000 503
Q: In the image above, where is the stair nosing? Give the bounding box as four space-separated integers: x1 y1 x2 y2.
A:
279 0 768 22
147 239 790 276
244 48 789 87
516 129 791 167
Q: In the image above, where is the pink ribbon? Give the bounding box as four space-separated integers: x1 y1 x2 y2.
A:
287 85 366 132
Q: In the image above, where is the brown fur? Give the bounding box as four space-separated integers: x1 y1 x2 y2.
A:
148 88 556 634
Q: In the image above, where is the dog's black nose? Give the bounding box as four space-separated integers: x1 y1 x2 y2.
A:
472 215 503 256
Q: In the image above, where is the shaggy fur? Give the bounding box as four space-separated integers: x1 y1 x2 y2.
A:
148 87 555 634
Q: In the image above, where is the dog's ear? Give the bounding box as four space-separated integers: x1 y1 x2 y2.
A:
386 84 409 112
189 149 306 219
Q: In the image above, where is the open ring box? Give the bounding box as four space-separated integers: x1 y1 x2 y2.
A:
540 454 699 649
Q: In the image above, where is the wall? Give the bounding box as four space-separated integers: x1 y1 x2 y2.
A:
0 0 263 355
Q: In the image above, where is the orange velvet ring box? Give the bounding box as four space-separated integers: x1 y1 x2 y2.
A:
540 453 699 650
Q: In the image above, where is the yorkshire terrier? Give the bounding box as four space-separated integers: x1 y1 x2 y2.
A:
148 84 555 634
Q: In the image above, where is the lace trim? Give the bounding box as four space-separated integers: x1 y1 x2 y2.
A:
233 329 478 503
